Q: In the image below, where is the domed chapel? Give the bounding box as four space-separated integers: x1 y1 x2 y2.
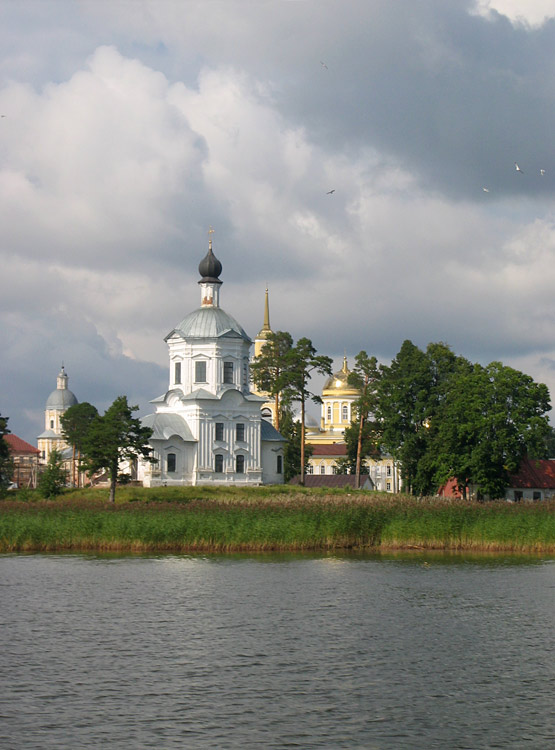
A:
138 236 285 486
37 365 78 463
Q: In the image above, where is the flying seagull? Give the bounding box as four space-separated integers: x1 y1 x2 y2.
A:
482 187 489 192
326 189 335 194
320 61 328 70
514 162 524 174
540 168 546 176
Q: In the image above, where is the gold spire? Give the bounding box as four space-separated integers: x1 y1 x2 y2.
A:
263 287 270 331
256 287 272 340
208 226 214 251
342 355 348 373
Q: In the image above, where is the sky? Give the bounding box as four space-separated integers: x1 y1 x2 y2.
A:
2 0 555 444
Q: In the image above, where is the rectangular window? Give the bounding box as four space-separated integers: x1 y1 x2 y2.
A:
386 465 392 476
174 362 181 384
167 453 176 473
277 455 283 474
236 455 245 474
514 490 523 502
386 482 391 491
236 423 245 442
533 491 541 501
320 466 326 475
306 464 313 474
195 361 207 382
215 454 223 473
215 423 224 441
224 361 234 384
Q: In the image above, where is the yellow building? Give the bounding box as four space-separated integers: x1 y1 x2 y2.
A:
250 295 401 491
252 287 279 425
305 357 401 491
307 357 359 445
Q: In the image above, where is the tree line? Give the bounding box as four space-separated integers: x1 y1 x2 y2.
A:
253 335 552 498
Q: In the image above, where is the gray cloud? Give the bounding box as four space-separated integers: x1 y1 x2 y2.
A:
2 1 555 444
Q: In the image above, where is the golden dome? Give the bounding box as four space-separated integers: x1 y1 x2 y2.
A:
322 356 360 396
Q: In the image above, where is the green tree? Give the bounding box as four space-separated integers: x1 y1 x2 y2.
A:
285 338 333 485
433 361 551 498
347 351 381 488
250 330 294 432
38 449 68 498
80 396 153 503
377 340 433 494
377 340 471 495
279 406 313 481
61 402 99 487
0 414 14 497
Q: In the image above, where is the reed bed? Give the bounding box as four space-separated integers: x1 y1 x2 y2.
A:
1 489 554 553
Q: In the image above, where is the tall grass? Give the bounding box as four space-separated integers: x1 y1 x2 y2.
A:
1 489 554 553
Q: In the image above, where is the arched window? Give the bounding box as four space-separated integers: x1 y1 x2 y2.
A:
261 408 272 420
320 465 326 475
215 454 223 473
167 453 176 473
327 405 332 421
236 455 245 474
342 404 348 421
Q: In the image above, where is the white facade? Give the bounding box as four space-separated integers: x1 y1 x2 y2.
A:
140 241 285 487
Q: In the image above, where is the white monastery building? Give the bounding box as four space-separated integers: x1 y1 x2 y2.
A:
138 239 285 486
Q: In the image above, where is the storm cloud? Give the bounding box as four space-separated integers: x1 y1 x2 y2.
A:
2 1 555 443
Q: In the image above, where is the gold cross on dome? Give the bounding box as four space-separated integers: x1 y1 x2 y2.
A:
208 226 214 250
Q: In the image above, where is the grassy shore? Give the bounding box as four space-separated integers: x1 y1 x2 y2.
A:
1 486 554 553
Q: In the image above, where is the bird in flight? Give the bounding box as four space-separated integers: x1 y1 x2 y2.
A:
482 187 489 192
540 169 546 176
320 61 328 70
514 162 524 174
326 189 335 194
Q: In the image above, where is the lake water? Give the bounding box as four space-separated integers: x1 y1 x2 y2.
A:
1 552 554 749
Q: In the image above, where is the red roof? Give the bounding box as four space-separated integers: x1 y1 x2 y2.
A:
438 457 555 496
289 474 371 488
308 443 347 457
4 434 40 455
508 457 555 489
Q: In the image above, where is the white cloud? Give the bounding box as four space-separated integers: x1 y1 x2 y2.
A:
474 0 555 27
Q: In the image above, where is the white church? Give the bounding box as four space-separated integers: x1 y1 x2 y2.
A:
137 237 285 486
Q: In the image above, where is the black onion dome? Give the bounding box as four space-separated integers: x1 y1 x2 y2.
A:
198 247 222 283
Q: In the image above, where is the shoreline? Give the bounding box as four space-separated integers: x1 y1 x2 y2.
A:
2 489 555 555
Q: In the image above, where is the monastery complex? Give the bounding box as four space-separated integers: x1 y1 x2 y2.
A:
25 238 400 490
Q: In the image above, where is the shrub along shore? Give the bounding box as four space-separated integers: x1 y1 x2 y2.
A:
1 486 554 554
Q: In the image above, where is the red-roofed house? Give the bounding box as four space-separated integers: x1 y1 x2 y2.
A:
5 434 40 489
438 457 555 501
506 457 555 502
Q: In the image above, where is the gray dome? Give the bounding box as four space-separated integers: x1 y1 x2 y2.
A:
198 247 222 283
173 307 251 342
46 388 78 410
